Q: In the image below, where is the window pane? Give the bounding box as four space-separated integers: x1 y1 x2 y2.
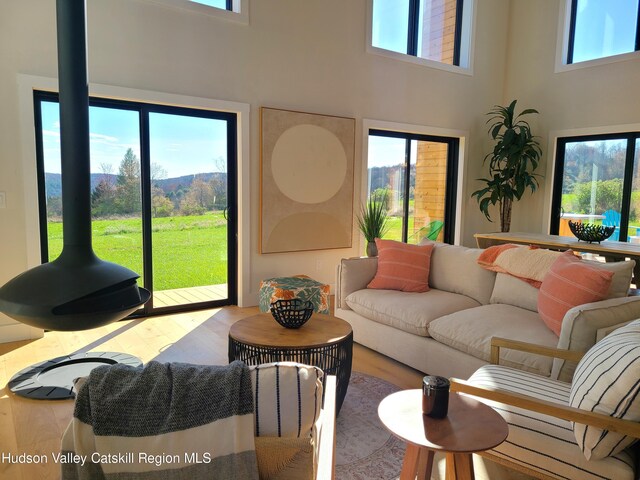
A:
417 0 458 64
408 140 447 244
367 135 406 243
559 139 627 240
572 0 638 63
149 112 229 307
372 0 410 54
190 0 228 9
40 101 144 281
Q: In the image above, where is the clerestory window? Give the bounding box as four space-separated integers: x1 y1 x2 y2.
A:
369 0 473 70
148 0 248 24
566 0 640 64
189 0 231 10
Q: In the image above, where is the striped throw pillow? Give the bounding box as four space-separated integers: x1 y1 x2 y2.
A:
250 362 323 438
538 250 614 336
569 319 640 460
367 238 434 293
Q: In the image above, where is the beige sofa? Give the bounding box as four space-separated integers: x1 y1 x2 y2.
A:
335 241 640 382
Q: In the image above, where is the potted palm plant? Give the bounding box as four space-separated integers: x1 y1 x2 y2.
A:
357 194 389 257
472 100 542 232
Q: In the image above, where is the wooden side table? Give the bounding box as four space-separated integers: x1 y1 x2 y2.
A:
228 313 353 413
378 389 508 480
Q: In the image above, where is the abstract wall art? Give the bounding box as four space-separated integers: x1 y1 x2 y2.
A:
260 107 355 253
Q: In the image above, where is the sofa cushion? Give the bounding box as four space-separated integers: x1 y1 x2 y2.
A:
570 320 640 460
538 251 614 336
345 288 480 337
426 242 497 305
428 304 558 376
586 258 635 298
467 365 636 480
367 239 434 292
490 273 539 312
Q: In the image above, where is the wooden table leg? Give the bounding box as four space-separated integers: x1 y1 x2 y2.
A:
444 452 475 480
416 448 434 480
400 444 420 480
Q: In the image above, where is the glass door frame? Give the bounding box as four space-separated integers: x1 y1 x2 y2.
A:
550 131 640 241
367 128 459 244
33 90 238 317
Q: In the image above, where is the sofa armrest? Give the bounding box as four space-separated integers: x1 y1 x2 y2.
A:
490 337 585 365
553 296 640 382
335 257 378 310
316 375 336 480
450 378 640 439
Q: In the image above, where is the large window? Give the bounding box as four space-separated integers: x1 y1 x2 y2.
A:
34 91 238 316
567 0 640 64
551 132 640 242
370 0 470 68
367 129 458 245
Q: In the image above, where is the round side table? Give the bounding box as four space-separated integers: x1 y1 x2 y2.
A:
378 389 508 480
228 313 353 414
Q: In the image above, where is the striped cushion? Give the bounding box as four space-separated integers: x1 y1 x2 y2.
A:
367 238 434 292
538 250 614 336
467 365 636 480
570 320 640 460
250 362 323 438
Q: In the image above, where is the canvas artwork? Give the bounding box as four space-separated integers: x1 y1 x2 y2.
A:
260 107 355 253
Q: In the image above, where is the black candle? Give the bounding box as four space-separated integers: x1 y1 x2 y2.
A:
422 375 450 418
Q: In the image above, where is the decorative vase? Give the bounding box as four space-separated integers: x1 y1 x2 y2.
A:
366 241 378 257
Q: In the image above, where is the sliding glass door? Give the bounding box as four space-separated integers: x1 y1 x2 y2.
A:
366 129 458 244
34 91 237 315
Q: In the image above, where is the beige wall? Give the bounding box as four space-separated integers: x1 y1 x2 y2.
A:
0 0 510 334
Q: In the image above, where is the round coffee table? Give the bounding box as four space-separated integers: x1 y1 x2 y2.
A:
228 313 353 413
378 389 508 480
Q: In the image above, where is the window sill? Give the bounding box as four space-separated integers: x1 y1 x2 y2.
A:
366 45 473 76
555 49 640 74
146 0 249 25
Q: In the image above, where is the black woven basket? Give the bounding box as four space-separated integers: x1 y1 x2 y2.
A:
270 299 314 329
568 220 615 243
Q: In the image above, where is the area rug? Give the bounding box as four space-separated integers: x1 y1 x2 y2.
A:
335 372 405 480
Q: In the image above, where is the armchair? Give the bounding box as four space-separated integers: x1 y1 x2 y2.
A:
61 361 336 480
451 328 640 480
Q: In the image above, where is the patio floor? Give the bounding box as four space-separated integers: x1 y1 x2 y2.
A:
153 284 228 308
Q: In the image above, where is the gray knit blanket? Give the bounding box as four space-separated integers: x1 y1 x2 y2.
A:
60 360 259 480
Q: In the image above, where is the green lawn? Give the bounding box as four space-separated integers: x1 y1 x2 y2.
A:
47 213 228 290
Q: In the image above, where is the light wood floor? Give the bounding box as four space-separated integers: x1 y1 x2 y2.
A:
0 306 424 480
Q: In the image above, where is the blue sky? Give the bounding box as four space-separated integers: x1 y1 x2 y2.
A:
573 0 638 63
190 0 227 8
41 101 228 178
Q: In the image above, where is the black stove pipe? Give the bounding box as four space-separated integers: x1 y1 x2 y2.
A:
0 0 149 330
58 0 93 255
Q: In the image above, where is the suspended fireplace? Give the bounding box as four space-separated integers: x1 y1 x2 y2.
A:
0 0 149 399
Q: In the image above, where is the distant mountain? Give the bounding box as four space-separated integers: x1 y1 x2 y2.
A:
44 173 111 198
44 172 227 198
155 172 226 194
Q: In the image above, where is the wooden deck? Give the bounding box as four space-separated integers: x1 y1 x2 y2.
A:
153 284 228 308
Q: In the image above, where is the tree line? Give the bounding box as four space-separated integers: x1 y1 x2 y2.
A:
46 148 227 219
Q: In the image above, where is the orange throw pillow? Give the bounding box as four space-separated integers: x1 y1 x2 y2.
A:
538 251 614 336
367 238 434 293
